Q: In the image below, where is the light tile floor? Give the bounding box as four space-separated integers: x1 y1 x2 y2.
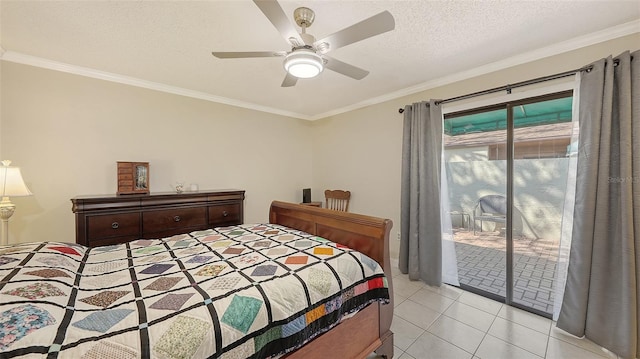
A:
368 263 621 359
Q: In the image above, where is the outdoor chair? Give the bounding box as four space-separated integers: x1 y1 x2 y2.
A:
473 194 507 235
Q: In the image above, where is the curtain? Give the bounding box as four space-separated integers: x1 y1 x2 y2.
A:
399 100 456 286
553 73 581 321
557 50 639 359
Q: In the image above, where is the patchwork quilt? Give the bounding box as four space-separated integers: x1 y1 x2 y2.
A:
0 223 389 358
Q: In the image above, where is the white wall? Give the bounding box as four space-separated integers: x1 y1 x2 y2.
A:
312 34 639 259
0 62 313 244
1 34 638 256
447 158 569 239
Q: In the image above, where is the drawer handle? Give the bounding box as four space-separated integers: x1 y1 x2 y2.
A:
222 211 229 217
111 222 119 229
173 216 181 222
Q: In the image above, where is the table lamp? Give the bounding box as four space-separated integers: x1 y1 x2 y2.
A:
0 160 32 245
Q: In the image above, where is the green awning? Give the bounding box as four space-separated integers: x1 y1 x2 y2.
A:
444 96 573 136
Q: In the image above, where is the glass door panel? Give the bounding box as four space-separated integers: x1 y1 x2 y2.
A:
511 96 572 316
444 108 507 300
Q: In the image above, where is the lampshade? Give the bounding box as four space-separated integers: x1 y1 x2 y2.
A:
283 49 324 79
0 160 32 197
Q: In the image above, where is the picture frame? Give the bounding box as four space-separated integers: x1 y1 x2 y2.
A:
117 161 149 195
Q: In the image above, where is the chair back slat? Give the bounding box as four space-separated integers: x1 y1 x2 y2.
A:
324 190 351 212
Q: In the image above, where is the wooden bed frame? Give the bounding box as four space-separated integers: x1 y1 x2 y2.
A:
269 201 394 359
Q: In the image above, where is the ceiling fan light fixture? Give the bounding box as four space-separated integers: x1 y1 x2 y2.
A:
283 49 323 78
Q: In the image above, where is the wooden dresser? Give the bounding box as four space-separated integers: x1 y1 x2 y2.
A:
71 189 245 247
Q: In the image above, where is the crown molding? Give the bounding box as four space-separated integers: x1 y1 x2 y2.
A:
0 51 312 121
1 20 637 122
310 19 640 120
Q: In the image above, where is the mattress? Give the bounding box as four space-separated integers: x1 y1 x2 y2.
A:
0 223 389 358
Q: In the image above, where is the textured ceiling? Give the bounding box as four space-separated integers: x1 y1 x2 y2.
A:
1 1 639 120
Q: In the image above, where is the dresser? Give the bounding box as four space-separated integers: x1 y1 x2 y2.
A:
71 189 245 247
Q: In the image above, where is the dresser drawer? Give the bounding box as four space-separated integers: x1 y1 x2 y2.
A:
208 203 241 226
87 213 140 240
143 207 207 234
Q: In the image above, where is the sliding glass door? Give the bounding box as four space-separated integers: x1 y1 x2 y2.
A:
443 91 573 317
444 107 507 302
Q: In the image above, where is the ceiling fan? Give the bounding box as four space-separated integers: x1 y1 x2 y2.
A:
212 0 395 87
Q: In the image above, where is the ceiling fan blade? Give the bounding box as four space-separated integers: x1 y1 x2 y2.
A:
253 0 305 47
212 51 286 59
324 56 369 80
314 11 395 53
281 73 298 87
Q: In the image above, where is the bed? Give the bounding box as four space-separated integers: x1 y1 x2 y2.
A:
0 201 394 358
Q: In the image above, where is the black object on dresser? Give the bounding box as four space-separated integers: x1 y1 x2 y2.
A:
71 189 245 247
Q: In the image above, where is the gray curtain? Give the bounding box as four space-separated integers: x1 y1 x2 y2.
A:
557 50 639 359
399 100 443 286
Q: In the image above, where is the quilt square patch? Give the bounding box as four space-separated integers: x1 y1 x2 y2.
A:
47 246 81 256
24 269 71 279
221 295 263 333
0 304 56 350
81 341 137 359
267 248 287 256
308 268 332 296
36 256 73 268
338 259 359 280
134 245 164 255
274 235 295 242
0 256 19 266
144 277 182 291
72 309 133 333
79 291 130 308
186 255 213 264
84 273 126 288
210 240 232 248
200 235 224 242
87 261 126 273
140 264 174 275
251 264 277 277
3 283 65 300
154 316 210 359
254 326 282 352
227 230 245 236
222 248 244 255
285 256 308 265
139 254 169 263
171 240 191 248
252 241 271 248
149 293 194 311
294 240 312 248
208 276 241 291
91 244 121 253
194 264 226 277
131 239 154 247
360 254 378 271
313 247 334 256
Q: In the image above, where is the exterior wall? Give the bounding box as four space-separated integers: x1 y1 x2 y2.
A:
446 158 569 240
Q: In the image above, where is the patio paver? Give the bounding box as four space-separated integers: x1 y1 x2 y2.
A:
453 229 558 314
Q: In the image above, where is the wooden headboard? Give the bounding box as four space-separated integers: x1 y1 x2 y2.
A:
268 201 392 272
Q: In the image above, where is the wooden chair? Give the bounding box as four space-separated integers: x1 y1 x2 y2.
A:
324 190 351 212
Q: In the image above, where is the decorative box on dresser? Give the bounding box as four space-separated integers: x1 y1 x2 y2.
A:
71 189 245 247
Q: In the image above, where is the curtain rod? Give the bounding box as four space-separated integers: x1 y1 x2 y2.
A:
398 64 593 114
